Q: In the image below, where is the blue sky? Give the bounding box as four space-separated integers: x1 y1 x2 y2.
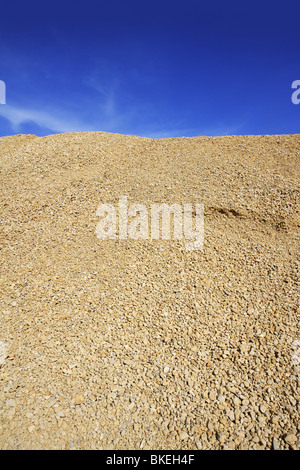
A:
0 0 300 138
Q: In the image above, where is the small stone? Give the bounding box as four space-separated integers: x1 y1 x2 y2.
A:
179 431 189 440
227 409 235 421
0 341 6 364
74 395 84 405
260 404 267 414
217 432 226 444
233 396 241 406
195 441 202 449
217 394 226 404
289 396 296 406
284 433 297 445
140 439 145 449
273 439 280 450
223 441 236 450
6 399 16 407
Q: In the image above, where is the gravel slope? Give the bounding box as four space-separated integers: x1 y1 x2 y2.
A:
0 132 299 450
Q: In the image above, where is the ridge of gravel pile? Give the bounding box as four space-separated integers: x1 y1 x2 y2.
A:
0 131 299 450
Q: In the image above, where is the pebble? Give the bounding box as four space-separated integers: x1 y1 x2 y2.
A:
284 433 297 445
6 399 16 407
260 404 267 414
273 439 280 450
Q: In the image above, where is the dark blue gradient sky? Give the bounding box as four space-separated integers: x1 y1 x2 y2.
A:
0 0 300 137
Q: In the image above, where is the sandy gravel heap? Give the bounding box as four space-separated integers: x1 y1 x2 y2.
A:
0 132 299 450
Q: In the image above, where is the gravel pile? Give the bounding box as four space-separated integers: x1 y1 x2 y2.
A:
0 132 299 449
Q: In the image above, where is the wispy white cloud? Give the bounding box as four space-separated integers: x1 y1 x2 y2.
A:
85 76 117 117
83 73 127 130
0 104 93 133
0 101 246 139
